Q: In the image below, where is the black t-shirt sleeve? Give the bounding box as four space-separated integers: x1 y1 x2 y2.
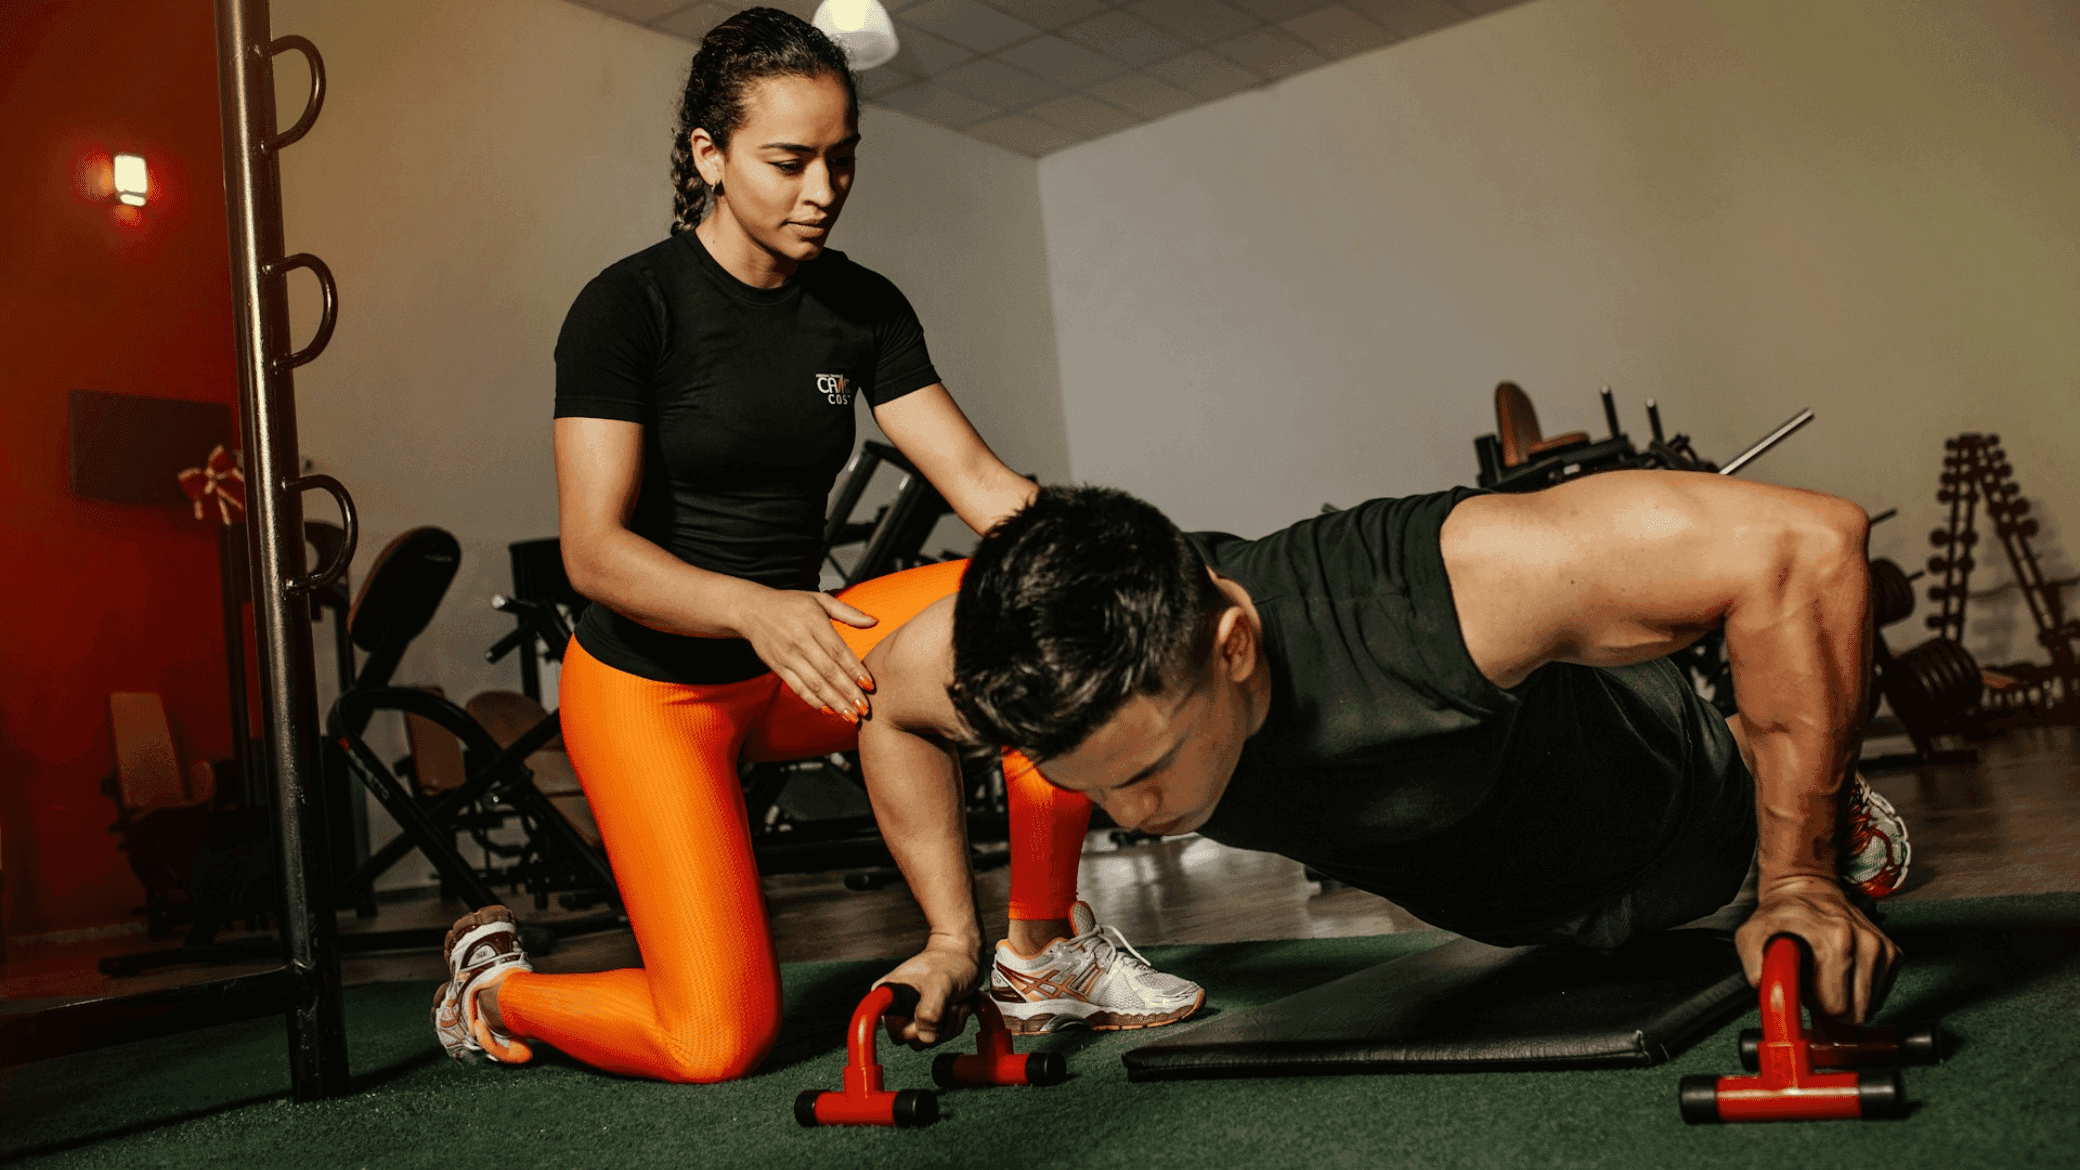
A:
1382 487 1515 719
554 264 665 424
864 274 939 407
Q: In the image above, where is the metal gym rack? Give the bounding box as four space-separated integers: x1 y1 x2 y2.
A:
1 0 354 1101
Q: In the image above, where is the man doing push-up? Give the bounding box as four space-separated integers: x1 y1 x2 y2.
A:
857 471 1909 1047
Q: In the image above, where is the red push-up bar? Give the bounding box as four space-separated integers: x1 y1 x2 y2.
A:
1680 934 1934 1123
797 983 1069 1128
797 983 939 1128
933 996 1067 1089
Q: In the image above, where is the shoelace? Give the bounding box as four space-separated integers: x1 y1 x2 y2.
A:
1089 923 1159 974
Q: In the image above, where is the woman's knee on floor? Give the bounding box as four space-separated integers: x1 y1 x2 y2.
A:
651 1003 782 1084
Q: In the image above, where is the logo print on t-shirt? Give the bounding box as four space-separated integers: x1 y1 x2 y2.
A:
817 374 853 406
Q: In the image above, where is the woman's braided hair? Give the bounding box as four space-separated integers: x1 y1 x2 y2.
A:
669 7 859 234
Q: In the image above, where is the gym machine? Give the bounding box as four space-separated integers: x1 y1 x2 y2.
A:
1472 382 1813 494
821 439 964 587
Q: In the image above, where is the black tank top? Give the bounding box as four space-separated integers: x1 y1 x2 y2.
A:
1190 489 1747 942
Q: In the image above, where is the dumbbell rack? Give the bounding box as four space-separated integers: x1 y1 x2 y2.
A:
1924 439 1982 643
1857 438 2012 772
1949 435 2079 720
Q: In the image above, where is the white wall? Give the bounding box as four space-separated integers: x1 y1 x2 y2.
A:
270 0 1062 885
1038 0 2080 667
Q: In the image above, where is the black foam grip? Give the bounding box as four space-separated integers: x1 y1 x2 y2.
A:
1858 1070 1907 1119
1737 1028 1761 1072
892 1089 939 1128
882 982 922 1016
1025 1051 1068 1087
931 1054 959 1088
795 1089 825 1128
1899 1024 1943 1065
1678 1075 1723 1125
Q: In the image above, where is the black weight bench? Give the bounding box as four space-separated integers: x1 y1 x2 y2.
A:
1125 928 1750 1081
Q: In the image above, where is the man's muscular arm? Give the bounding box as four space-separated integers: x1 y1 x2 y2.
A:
1442 469 1898 1021
853 598 988 1047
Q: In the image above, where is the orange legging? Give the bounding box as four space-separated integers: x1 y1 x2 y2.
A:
495 559 1089 1083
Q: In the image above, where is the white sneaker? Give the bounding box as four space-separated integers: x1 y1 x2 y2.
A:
1842 775 1912 898
988 901 1205 1034
432 905 534 1064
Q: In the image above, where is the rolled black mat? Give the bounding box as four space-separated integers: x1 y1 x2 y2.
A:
1125 928 1749 1082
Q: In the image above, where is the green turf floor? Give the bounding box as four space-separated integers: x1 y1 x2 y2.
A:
4 893 2075 1169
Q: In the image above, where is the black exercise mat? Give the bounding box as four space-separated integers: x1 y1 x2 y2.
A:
1125 928 1749 1081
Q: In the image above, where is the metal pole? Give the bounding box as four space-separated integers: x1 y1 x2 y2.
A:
1718 409 1815 478
213 0 353 1101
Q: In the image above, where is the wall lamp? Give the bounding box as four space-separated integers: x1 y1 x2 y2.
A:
112 152 148 206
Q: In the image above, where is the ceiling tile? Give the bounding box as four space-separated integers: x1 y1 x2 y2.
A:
572 0 703 23
870 81 1002 128
1347 0 1475 37
901 0 1042 53
1059 10 1191 68
650 1 734 39
976 0 1111 31
856 64 923 99
1452 0 1528 14
1143 48 1263 101
1282 5 1400 57
1025 93 1144 139
886 22 978 74
884 0 937 9
931 56 1064 108
1212 25 1327 81
1086 72 1199 119
996 34 1131 89
963 113 1084 157
1230 0 1339 20
1126 0 1260 46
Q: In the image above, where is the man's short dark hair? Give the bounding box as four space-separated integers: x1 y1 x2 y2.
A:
949 484 1227 761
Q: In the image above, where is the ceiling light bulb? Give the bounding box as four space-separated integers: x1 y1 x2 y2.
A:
812 0 898 70
829 0 868 32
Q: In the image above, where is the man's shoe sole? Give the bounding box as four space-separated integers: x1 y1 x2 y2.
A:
995 990 1206 1035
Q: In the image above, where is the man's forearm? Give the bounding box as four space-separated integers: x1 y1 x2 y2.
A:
858 717 985 951
1724 514 1872 886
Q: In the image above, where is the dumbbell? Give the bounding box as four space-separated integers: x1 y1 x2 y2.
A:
932 996 1068 1089
1678 935 1912 1123
796 983 939 1128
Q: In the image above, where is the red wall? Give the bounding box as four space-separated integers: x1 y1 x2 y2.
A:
0 0 241 937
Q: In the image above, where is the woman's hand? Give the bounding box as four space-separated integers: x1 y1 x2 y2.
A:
732 586 878 719
875 936 985 1048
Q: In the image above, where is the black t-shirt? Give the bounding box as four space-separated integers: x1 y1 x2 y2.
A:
554 230 940 683
1190 490 1750 942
